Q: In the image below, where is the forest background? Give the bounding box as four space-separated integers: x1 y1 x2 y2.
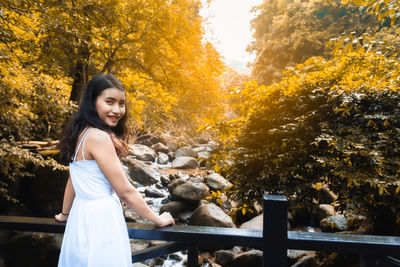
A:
1 0 400 236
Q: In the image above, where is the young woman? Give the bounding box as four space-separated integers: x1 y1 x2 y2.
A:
56 74 174 267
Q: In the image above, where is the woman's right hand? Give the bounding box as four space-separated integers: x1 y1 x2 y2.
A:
156 212 175 227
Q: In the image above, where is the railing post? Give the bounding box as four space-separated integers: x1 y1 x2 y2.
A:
263 194 288 267
186 241 199 267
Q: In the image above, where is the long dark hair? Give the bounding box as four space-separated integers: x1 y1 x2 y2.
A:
59 73 128 164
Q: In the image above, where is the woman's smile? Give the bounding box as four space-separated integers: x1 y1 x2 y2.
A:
95 87 126 127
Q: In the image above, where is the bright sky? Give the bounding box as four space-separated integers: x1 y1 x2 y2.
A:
200 0 263 71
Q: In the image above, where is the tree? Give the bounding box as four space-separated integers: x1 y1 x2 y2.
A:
342 0 400 24
249 0 378 85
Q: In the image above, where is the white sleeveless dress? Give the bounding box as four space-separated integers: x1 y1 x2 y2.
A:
58 129 132 267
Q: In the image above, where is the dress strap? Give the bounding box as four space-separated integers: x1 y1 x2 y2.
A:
73 128 93 162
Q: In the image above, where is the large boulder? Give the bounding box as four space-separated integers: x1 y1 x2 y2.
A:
123 157 160 185
287 250 317 266
175 147 198 158
151 143 170 154
129 144 157 161
215 250 235 266
172 182 210 202
171 157 199 169
135 135 161 147
189 202 235 227
159 201 190 218
156 152 169 165
144 187 165 198
167 178 187 194
239 214 263 230
320 215 349 232
204 173 232 191
160 133 179 151
231 250 262 267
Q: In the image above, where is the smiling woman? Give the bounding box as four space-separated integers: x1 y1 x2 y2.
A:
56 74 174 267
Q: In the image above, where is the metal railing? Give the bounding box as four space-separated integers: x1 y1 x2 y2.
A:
0 195 399 266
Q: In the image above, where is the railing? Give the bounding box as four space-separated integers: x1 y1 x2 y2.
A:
0 195 399 266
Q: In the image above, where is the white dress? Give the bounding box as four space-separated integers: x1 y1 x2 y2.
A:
58 129 132 267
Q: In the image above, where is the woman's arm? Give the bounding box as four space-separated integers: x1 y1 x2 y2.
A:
55 177 75 222
87 130 174 227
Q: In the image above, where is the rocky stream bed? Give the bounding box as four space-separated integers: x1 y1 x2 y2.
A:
1 134 373 266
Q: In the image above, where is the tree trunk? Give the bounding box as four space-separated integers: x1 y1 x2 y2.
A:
69 48 90 103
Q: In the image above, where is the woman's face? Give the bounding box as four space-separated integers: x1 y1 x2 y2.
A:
95 87 126 128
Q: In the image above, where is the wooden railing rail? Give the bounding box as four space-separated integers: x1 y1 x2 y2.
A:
0 195 399 266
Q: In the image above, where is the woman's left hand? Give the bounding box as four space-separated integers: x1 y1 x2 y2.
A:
54 213 68 222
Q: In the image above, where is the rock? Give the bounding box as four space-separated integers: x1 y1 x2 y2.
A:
172 182 210 202
196 137 209 144
175 147 198 158
166 141 179 152
199 251 211 264
319 184 338 204
168 173 176 180
123 157 160 185
189 202 235 227
204 173 232 191
159 201 189 218
167 178 187 194
151 142 170 153
135 135 161 147
160 175 171 186
149 240 167 246
167 151 175 161
346 214 373 233
209 193 232 214
197 151 211 159
171 157 199 169
219 195 233 214
287 250 317 266
129 144 157 161
192 146 209 153
144 188 165 198
178 211 193 222
291 255 318 267
318 204 335 217
198 158 207 168
131 242 147 252
215 250 235 266
156 152 169 165
240 214 263 230
231 250 262 267
161 197 170 204
233 206 259 226
287 249 314 260
155 183 163 189
132 263 149 267
320 215 349 232
188 177 204 183
169 253 183 261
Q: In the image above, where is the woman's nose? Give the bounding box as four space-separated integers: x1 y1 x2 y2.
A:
112 104 121 114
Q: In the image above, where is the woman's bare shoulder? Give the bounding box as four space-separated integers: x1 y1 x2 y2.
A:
87 128 112 144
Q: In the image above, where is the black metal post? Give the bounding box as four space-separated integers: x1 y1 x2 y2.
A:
360 254 378 267
263 194 288 267
187 241 199 267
